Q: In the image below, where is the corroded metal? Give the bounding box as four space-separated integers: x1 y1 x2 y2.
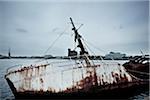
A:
5 60 133 94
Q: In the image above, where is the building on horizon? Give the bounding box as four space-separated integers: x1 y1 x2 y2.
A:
44 55 53 59
105 52 126 59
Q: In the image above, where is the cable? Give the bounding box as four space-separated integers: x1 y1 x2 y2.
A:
81 38 117 61
81 37 105 62
127 69 150 76
33 25 70 63
81 38 107 54
43 26 69 55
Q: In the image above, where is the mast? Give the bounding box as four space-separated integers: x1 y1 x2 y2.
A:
70 17 88 55
70 17 98 86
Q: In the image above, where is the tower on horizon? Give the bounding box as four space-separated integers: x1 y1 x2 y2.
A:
8 48 11 58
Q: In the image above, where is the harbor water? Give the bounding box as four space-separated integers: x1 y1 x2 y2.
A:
0 59 149 100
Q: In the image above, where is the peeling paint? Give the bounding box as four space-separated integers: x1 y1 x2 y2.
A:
5 60 133 93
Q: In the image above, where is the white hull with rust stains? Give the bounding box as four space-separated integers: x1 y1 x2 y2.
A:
5 60 133 94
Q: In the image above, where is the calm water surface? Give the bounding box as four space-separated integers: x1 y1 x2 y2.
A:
0 59 149 100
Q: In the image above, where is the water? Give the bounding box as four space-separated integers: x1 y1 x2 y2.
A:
0 59 149 100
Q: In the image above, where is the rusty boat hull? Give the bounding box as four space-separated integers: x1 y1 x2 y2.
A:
6 77 149 99
5 60 149 99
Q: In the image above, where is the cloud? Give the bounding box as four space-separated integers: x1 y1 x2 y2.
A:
51 27 59 32
16 28 28 33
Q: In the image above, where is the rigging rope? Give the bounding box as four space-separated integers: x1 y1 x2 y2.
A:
43 26 69 55
81 38 117 61
32 25 70 63
127 69 150 76
81 38 100 65
81 38 107 54
128 72 150 81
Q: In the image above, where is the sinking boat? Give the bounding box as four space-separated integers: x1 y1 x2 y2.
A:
5 18 149 99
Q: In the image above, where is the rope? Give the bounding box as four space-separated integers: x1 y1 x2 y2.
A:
81 38 107 55
81 40 97 65
81 38 116 65
128 72 150 81
43 26 69 55
33 25 70 63
81 38 115 61
127 69 150 76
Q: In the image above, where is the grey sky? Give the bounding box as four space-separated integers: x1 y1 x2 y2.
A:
0 0 149 56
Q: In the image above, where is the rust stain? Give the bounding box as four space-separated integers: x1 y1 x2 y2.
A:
5 62 133 93
6 64 49 77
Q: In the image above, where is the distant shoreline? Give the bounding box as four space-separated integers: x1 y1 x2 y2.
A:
0 56 130 60
1 55 148 60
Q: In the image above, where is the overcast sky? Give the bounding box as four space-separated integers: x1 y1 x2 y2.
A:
0 0 149 56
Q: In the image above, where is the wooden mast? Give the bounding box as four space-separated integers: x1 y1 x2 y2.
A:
70 17 98 86
70 17 90 66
